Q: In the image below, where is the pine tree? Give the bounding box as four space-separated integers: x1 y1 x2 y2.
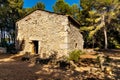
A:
32 2 45 10
0 0 24 46
53 0 71 15
80 0 120 49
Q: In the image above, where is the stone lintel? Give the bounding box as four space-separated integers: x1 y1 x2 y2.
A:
29 37 41 41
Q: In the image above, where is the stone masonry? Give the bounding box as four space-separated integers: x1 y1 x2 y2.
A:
15 10 84 58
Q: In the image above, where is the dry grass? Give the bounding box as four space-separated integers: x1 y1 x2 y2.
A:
0 49 120 80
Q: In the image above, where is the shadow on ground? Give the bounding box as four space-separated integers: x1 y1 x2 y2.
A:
0 49 120 80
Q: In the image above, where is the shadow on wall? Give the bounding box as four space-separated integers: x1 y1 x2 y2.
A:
1 25 25 54
15 39 25 53
15 24 25 53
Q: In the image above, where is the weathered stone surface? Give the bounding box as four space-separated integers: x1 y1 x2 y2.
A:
16 10 83 58
68 23 84 52
60 44 69 49
0 47 7 53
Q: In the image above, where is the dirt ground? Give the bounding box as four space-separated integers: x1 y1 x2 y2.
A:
0 49 120 80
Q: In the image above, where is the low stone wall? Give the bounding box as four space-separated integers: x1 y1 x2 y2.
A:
0 47 7 54
83 49 96 54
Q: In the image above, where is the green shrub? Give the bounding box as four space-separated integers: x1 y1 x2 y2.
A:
68 50 84 62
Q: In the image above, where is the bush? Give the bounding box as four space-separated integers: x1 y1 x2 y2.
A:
68 50 84 62
7 44 16 53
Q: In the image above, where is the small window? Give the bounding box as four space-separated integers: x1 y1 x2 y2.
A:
75 43 77 48
25 17 31 21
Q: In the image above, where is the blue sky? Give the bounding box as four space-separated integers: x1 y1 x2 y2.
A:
23 0 80 11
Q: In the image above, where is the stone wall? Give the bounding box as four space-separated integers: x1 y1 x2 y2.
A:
16 10 69 58
68 23 84 52
0 47 7 54
16 10 84 58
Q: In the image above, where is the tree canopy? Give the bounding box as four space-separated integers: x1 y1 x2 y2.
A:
0 0 45 47
80 0 120 49
0 0 120 49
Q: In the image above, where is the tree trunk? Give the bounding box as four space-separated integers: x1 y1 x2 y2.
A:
102 13 108 49
1 28 3 46
92 37 95 48
0 28 2 43
8 34 11 44
104 27 108 49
